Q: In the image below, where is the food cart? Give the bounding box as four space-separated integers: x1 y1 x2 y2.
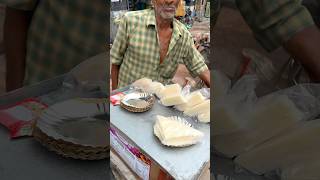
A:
110 86 210 180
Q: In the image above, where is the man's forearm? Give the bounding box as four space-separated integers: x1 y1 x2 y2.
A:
283 25 320 82
199 69 210 87
4 7 33 91
111 64 120 90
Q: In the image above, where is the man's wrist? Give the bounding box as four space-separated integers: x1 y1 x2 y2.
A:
284 25 320 82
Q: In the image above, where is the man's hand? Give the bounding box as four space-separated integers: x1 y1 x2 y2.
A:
283 25 320 82
199 69 210 87
4 7 33 91
111 64 120 90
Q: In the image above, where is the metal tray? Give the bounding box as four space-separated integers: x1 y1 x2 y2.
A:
34 98 109 160
120 92 155 113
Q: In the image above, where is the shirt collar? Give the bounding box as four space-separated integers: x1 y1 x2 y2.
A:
146 9 156 27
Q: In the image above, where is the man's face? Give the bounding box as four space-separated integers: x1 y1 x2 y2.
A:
153 0 180 20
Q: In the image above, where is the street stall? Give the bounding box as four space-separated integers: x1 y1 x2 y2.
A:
109 1 211 179
110 80 210 180
0 53 109 179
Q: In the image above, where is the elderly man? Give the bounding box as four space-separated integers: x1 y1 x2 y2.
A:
111 0 210 90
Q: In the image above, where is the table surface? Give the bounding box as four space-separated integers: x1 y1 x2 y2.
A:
0 125 110 180
0 53 111 180
110 98 210 180
212 155 277 180
0 84 110 180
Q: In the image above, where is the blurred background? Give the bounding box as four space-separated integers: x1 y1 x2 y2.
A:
0 5 5 94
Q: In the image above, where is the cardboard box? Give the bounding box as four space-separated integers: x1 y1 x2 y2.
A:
110 126 210 180
110 127 174 180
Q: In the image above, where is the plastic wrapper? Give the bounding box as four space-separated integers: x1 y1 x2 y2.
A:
64 53 108 94
213 74 258 136
235 119 320 176
241 48 277 83
181 83 192 97
173 84 210 123
240 48 280 97
280 159 320 180
130 78 166 99
158 83 186 106
275 83 320 121
199 88 210 99
212 70 231 102
213 74 320 158
180 83 210 99
227 74 259 104
131 78 153 90
212 101 249 136
145 81 165 97
44 53 108 109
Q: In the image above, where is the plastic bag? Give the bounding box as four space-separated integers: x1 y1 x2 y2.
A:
275 83 320 121
181 83 192 97
212 70 231 102
213 75 320 158
241 48 277 83
228 74 259 104
63 53 108 94
170 84 210 123
213 74 258 136
281 159 320 180
235 119 320 175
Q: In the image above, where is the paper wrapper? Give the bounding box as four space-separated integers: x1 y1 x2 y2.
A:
0 98 47 138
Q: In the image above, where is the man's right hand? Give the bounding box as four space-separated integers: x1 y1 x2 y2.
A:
284 25 320 82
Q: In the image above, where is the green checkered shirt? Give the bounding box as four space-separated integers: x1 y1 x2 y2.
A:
111 9 208 88
235 0 316 51
4 1 106 85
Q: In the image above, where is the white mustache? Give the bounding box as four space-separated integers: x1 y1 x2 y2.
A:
161 5 176 10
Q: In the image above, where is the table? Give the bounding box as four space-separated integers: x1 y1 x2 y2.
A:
212 155 277 180
110 97 210 180
0 54 111 180
0 125 110 180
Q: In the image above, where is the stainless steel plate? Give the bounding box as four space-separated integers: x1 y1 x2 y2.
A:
36 98 108 147
121 92 155 109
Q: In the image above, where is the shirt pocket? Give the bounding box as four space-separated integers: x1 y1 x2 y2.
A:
128 34 145 57
128 30 157 63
